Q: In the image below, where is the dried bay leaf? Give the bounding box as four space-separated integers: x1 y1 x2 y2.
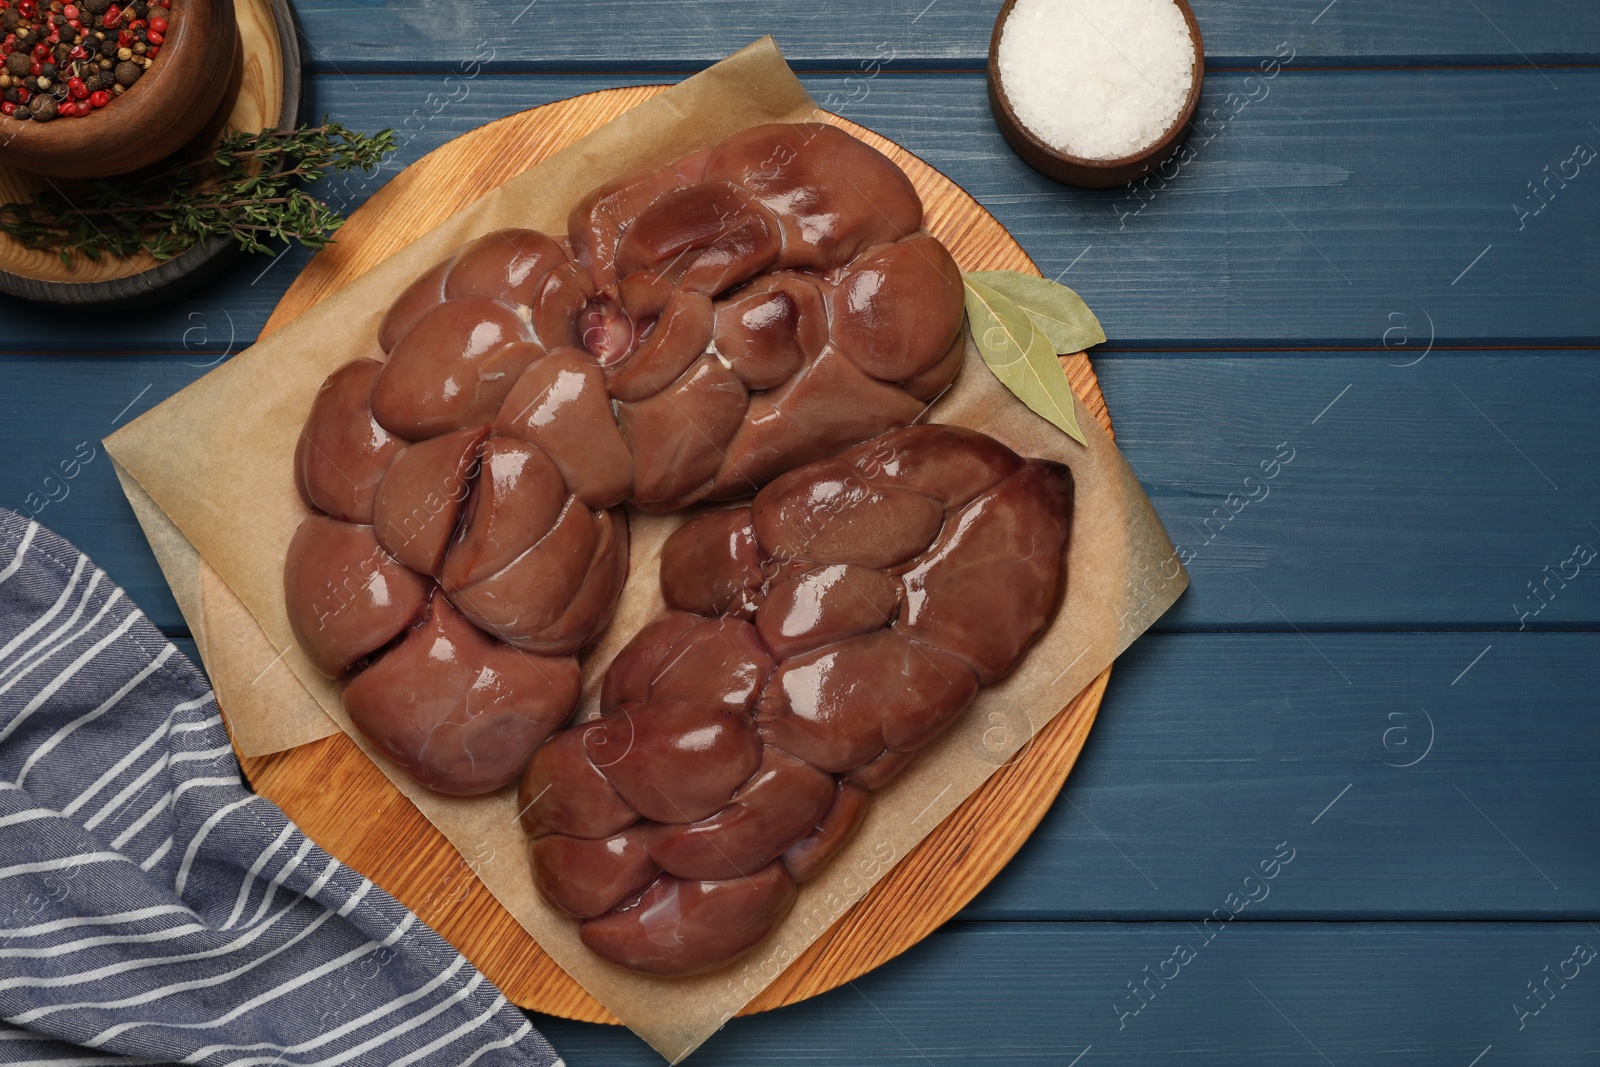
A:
962 275 1086 445
965 270 1107 356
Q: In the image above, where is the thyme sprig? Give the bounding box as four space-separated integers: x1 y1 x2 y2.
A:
0 122 397 265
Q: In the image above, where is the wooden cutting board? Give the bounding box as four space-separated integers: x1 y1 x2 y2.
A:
239 85 1114 1024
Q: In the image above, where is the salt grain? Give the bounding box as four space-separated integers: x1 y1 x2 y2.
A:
997 0 1196 161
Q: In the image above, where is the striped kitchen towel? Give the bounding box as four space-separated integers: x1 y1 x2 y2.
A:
0 509 563 1067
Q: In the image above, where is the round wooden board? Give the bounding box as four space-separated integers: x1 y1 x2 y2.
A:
241 86 1114 1024
0 0 300 304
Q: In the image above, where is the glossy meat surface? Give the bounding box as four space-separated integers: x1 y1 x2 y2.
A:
524 425 1074 975
368 124 963 512
287 399 625 798
283 516 429 678
294 359 403 525
287 125 967 800
342 593 581 796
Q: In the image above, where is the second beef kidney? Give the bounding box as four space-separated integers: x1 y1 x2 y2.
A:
521 424 1074 975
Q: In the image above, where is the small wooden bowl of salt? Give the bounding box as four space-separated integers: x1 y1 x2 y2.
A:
988 0 1204 188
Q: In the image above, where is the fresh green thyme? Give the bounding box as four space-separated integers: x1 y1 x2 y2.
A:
0 121 397 264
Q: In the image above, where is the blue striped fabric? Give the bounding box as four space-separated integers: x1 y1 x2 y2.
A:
0 510 564 1067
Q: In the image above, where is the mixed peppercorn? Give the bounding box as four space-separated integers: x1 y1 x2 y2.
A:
0 0 171 122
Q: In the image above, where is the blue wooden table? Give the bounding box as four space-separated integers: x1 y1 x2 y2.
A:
4 1 1598 1063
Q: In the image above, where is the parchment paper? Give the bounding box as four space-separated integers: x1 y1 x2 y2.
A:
105 38 1188 1062
112 459 338 756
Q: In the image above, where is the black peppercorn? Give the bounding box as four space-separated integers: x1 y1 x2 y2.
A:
0 0 172 124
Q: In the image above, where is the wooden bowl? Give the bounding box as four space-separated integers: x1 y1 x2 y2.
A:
0 0 298 305
0 0 239 178
987 0 1204 188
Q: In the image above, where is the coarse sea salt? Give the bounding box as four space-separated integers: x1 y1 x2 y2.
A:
997 0 1196 161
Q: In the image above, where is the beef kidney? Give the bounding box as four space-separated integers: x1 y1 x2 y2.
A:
524 425 1073 975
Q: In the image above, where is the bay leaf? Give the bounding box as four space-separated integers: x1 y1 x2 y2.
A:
966 270 1106 356
962 276 1086 445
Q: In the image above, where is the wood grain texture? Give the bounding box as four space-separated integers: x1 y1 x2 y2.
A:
1103 351 1600 632
24 351 1599 635
1 13 1588 1065
284 0 1600 68
7 68 1600 348
532 923 1600 1065
232 85 1114 1022
969 630 1600 920
167 630 1600 923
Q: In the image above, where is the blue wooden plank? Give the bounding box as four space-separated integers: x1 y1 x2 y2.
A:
156 633 1597 1054
155 630 1600 920
20 541 1600 923
1105 351 1600 632
4 69 1597 350
533 922 1600 1065
292 0 1600 69
4 350 1592 633
161 625 1600 924
0 358 201 636
825 69 1600 347
965 632 1600 920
